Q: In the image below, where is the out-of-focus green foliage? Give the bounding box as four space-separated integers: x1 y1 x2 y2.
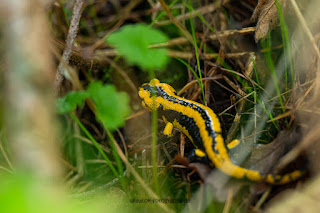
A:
56 82 130 131
87 81 130 131
106 24 169 71
56 91 88 114
0 173 131 213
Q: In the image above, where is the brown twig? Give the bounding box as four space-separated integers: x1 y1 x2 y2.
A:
94 48 254 60
54 0 84 95
167 50 254 60
178 76 224 96
149 27 256 48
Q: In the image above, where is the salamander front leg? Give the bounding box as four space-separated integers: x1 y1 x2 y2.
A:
188 149 211 165
163 122 174 138
227 139 240 150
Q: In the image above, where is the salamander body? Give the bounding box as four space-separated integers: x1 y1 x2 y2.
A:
138 79 303 184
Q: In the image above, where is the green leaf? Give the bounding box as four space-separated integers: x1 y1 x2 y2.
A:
106 24 169 70
87 82 130 130
0 173 117 213
56 91 88 114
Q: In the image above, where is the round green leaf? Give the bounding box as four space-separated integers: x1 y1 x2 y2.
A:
106 24 169 70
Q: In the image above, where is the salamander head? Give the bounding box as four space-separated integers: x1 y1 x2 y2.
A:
138 78 176 111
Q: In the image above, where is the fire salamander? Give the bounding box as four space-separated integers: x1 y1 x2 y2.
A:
138 79 303 184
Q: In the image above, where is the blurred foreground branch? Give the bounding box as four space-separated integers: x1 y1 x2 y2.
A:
2 0 61 179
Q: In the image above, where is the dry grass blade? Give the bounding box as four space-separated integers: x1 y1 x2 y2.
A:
178 76 224 95
158 0 194 44
222 189 234 213
167 50 254 59
103 57 138 94
156 3 219 25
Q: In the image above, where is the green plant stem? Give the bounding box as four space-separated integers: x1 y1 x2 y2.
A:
149 71 159 194
104 126 126 190
69 112 124 188
263 35 285 113
60 0 70 28
182 1 215 33
176 58 202 86
275 0 294 89
151 102 159 193
188 0 205 103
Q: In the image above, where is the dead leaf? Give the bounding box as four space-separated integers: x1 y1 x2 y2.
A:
252 0 287 42
247 129 302 174
252 0 270 21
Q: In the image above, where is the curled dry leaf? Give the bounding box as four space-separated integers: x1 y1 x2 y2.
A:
246 129 302 174
252 0 287 42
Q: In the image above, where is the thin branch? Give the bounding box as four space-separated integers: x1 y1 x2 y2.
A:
149 27 256 48
54 0 84 95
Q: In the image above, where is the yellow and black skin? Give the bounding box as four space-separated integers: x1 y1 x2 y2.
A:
139 79 303 185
